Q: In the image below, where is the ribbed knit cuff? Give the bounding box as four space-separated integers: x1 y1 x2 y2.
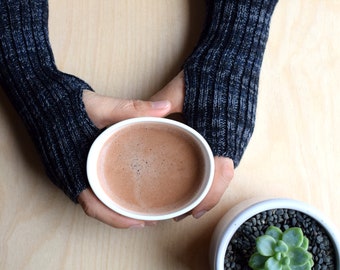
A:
183 0 278 167
0 0 101 202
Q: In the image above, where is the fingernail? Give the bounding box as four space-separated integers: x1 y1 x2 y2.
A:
151 100 170 110
193 210 207 219
129 223 145 229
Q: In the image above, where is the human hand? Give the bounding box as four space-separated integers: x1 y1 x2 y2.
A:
78 90 171 228
150 71 235 220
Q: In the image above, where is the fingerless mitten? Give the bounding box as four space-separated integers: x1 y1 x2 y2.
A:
0 0 100 202
183 0 278 167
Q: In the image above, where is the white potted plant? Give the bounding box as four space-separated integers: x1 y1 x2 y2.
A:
210 198 340 270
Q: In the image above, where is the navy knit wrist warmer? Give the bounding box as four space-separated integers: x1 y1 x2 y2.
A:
183 0 278 167
0 1 101 202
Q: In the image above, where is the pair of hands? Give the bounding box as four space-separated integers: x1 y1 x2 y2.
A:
78 71 234 228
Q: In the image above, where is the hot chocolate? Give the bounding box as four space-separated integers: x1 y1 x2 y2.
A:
97 122 206 214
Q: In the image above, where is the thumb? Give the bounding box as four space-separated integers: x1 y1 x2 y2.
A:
150 71 185 115
83 90 171 129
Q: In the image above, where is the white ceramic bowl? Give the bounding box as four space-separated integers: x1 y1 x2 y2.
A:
210 198 340 270
87 117 215 221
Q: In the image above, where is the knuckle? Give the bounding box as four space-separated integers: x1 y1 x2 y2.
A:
129 100 144 112
132 99 143 109
120 99 146 116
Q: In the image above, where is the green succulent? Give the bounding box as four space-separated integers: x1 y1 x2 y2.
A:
248 226 314 270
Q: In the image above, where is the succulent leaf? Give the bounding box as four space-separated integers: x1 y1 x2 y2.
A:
301 237 309 250
274 252 282 261
309 254 314 267
281 256 290 266
275 240 289 253
248 252 268 269
282 228 304 247
290 261 312 270
266 226 283 241
265 257 282 270
288 247 311 266
257 235 276 256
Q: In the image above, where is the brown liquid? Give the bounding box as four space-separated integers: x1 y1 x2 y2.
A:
97 122 205 214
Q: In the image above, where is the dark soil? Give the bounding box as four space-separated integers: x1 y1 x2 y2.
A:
224 209 337 270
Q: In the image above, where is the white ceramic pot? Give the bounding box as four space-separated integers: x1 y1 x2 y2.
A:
210 198 340 270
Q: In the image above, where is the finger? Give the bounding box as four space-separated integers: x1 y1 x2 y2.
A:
107 99 171 123
150 70 185 114
173 212 191 222
78 189 145 229
192 157 234 219
82 90 171 129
